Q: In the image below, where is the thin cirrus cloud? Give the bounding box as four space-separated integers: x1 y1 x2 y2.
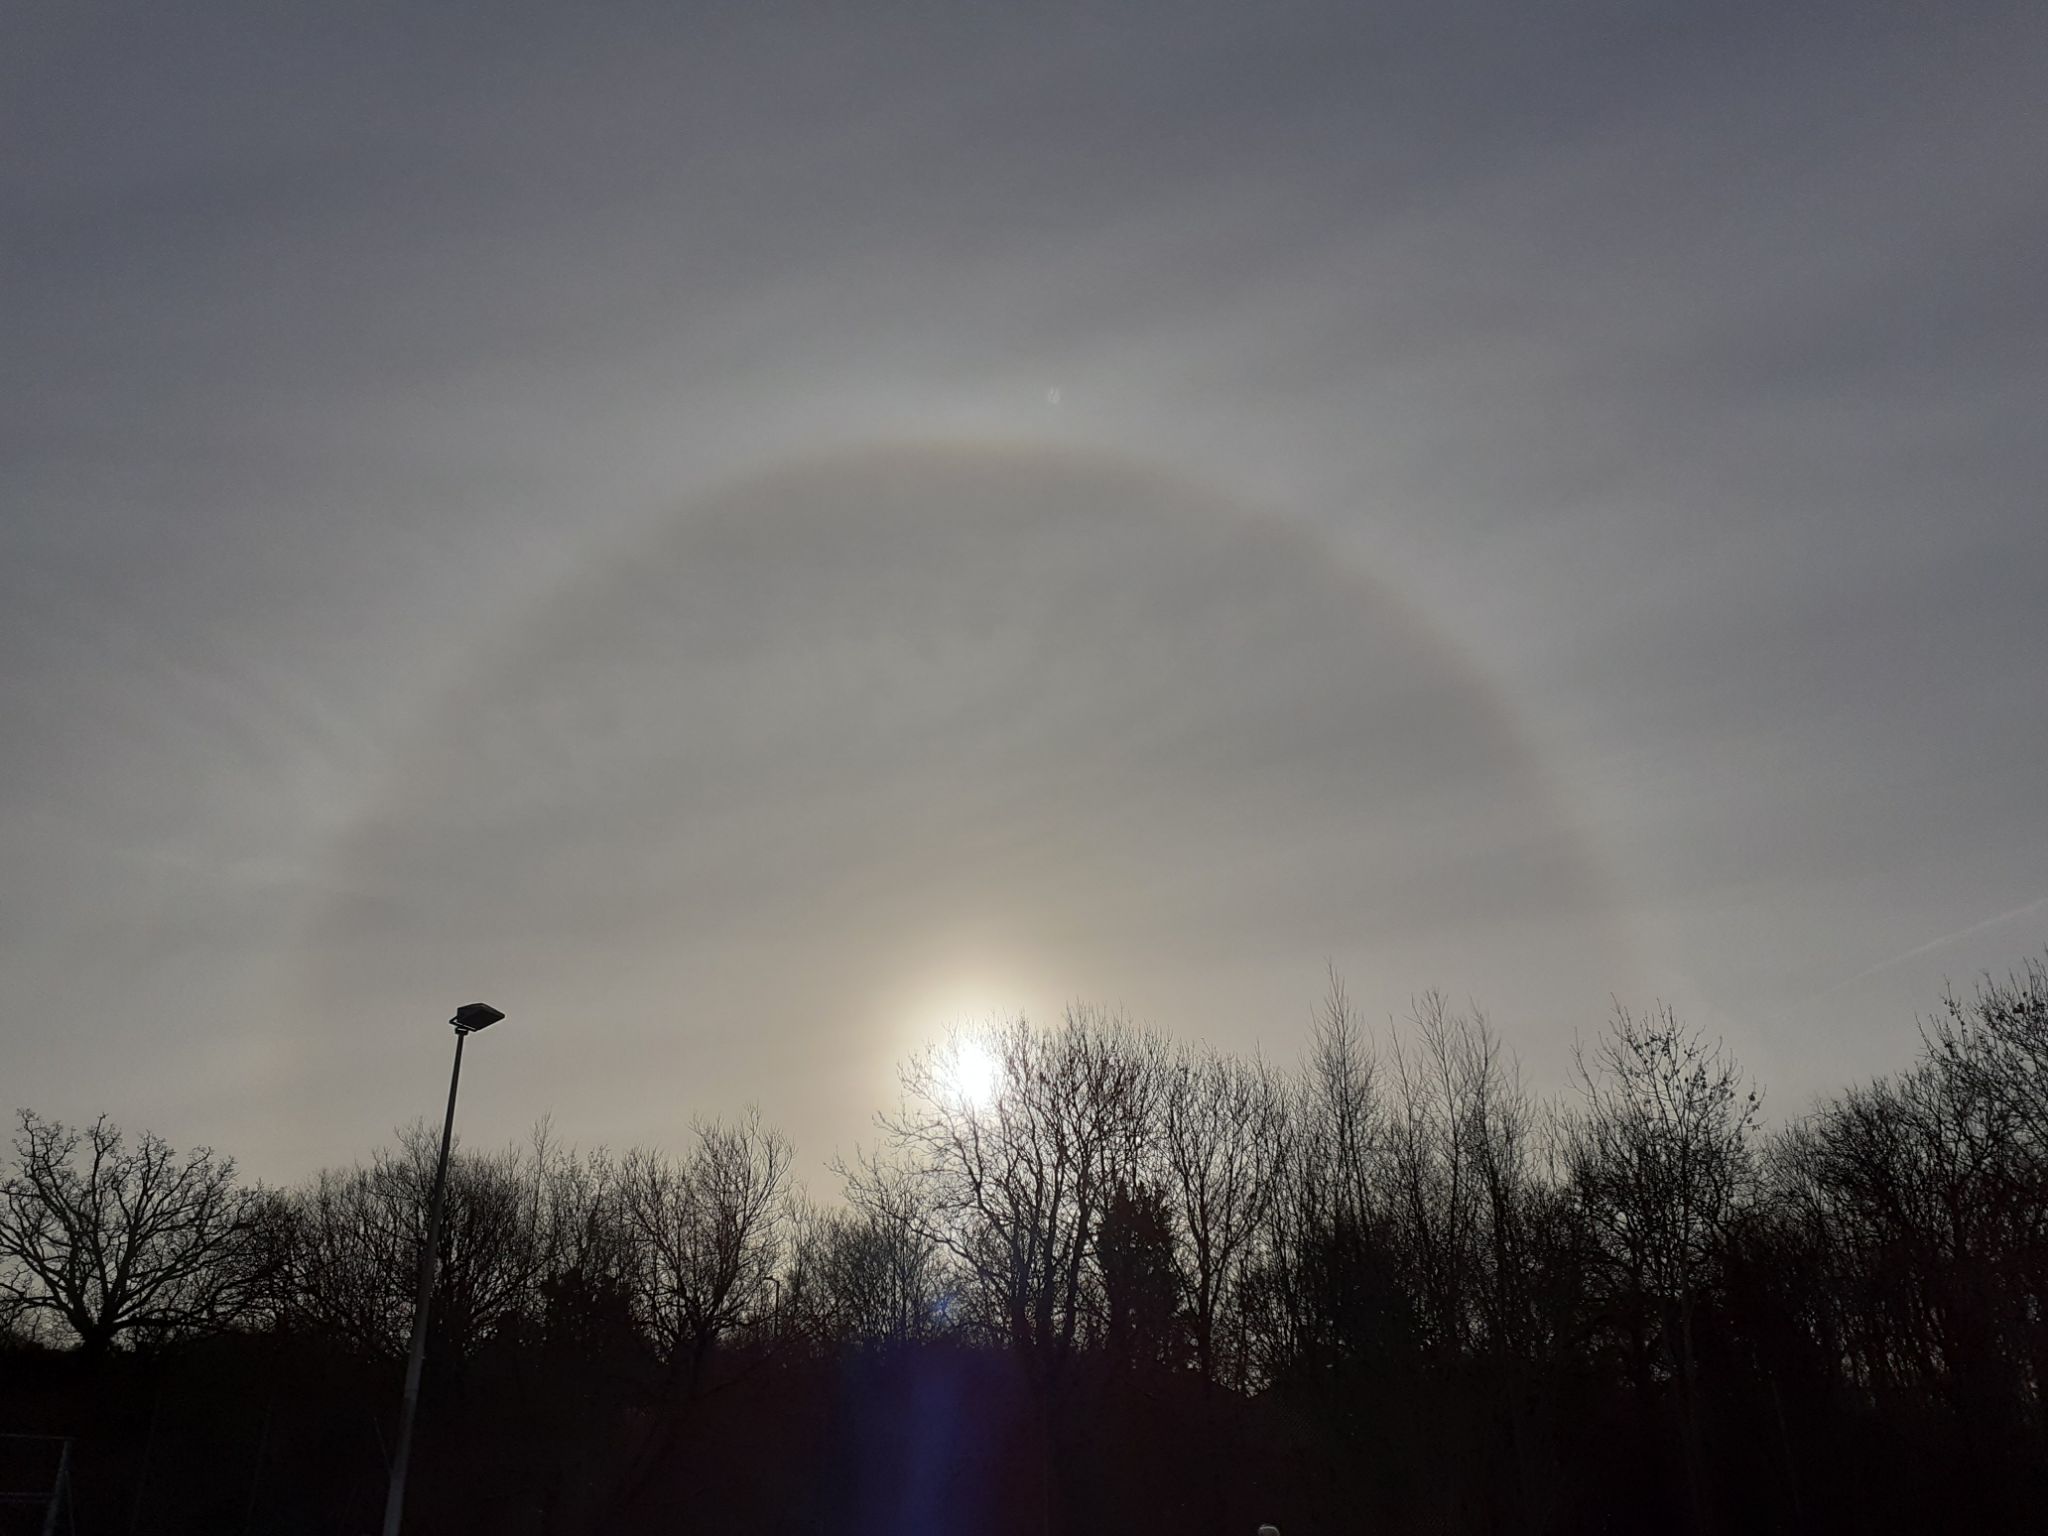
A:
1 1 2043 1173
302 448 1633 1169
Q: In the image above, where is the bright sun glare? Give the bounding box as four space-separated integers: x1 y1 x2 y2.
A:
944 1036 1003 1111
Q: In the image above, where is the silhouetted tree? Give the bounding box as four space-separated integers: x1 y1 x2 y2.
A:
883 1011 1159 1389
881 1008 1161 1531
620 1109 793 1383
11 954 2048 1536
1779 978 2048 1521
811 1156 949 1348
286 1125 546 1365
1093 1177 1181 1372
1241 977 1397 1391
1158 1044 1284 1392
1564 1006 1759 1533
0 1111 273 1354
603 1108 795 1523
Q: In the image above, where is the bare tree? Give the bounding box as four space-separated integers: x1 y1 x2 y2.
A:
1383 995 1566 1529
600 1110 793 1524
528 1131 636 1352
619 1108 793 1384
881 1009 1160 1392
1565 1006 1759 1534
1302 974 1378 1232
0 1111 271 1353
286 1124 550 1363
286 1158 416 1360
880 1007 1161 1535
1384 994 1490 1360
1159 1044 1285 1390
1242 976 1395 1390
1926 954 2048 1162
1787 1027 2045 1448
814 1153 949 1348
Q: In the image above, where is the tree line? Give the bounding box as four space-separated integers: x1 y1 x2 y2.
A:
3 955 2045 1533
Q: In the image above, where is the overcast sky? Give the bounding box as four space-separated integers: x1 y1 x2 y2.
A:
5 1 2045 1181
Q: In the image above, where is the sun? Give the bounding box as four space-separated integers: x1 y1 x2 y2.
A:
941 1034 1003 1112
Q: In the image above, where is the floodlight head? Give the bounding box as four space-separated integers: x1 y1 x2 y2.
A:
451 1003 505 1035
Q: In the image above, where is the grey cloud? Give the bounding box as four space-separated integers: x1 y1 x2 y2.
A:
3 2 2043 1172
293 448 1625 1163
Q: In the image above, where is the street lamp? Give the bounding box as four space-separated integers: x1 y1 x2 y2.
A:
381 1003 504 1536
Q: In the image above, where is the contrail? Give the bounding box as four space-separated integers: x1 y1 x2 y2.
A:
1808 897 2048 1002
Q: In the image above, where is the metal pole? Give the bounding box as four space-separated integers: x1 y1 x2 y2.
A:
39 1438 71 1536
381 1026 467 1536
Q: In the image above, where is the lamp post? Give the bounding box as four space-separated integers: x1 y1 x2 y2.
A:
381 1003 504 1536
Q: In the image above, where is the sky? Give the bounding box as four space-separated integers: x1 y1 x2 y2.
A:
5 1 2045 1183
